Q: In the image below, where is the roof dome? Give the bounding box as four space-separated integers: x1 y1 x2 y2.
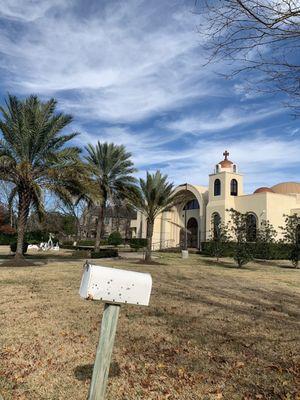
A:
219 150 233 168
271 182 300 195
254 187 274 194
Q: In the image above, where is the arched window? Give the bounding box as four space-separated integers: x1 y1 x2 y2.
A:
212 212 221 239
214 179 221 196
183 199 200 210
246 213 257 242
231 179 238 196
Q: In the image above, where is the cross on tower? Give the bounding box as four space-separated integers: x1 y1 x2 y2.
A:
223 150 229 160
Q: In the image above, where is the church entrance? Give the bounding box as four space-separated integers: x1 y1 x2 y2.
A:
187 217 198 248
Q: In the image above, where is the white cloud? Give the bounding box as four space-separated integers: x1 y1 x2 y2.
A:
0 0 218 122
163 106 283 134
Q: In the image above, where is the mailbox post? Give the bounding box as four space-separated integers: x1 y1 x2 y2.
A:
79 263 152 400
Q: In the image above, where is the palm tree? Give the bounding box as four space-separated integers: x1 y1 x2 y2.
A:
0 94 86 259
128 171 178 263
85 141 137 252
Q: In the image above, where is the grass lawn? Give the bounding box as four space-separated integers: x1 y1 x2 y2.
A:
0 251 299 400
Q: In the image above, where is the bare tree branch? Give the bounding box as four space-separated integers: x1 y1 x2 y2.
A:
197 0 300 113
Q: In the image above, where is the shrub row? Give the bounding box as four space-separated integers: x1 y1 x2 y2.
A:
201 241 294 260
0 231 59 246
0 233 16 245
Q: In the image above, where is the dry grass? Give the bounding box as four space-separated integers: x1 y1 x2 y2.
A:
0 250 299 400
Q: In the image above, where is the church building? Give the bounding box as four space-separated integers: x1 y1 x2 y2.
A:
130 151 300 249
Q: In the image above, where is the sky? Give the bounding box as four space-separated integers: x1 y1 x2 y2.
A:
0 0 299 194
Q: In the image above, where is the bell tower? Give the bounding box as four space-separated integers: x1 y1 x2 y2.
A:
206 151 244 238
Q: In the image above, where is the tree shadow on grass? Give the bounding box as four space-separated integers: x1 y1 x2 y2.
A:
203 258 239 269
0 258 48 267
74 361 121 381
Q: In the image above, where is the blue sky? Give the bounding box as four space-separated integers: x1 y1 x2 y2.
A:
0 0 299 193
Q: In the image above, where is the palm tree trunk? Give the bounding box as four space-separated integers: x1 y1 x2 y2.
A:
145 219 154 263
95 201 106 251
95 203 105 252
16 190 31 258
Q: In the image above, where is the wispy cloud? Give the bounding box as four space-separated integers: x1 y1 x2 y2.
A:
0 1 217 123
163 106 283 135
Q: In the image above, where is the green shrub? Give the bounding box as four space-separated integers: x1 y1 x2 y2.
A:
25 230 48 243
107 231 123 246
0 232 16 245
78 239 96 246
234 242 253 268
201 241 294 260
130 238 147 251
91 249 119 258
72 249 91 258
10 241 29 254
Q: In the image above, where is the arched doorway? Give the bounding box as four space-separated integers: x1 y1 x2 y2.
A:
187 217 198 248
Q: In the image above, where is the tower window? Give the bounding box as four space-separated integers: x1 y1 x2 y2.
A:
214 179 221 196
231 179 238 196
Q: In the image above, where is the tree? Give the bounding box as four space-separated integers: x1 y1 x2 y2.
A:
0 94 86 259
200 0 300 113
256 219 277 260
128 171 179 263
55 197 89 240
85 141 137 252
208 214 230 262
227 208 253 267
280 213 300 268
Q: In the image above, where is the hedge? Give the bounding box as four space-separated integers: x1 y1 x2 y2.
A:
201 241 294 260
0 231 59 246
91 249 119 258
0 233 16 245
129 238 147 250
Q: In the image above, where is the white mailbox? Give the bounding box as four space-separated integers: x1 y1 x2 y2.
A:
79 263 152 306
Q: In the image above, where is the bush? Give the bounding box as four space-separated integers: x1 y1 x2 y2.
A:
0 232 16 245
130 238 147 251
91 249 119 258
72 249 91 258
201 241 294 260
234 242 253 268
25 230 48 243
78 239 96 246
10 241 29 254
108 231 123 246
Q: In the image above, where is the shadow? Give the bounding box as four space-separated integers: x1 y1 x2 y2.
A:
202 258 239 269
0 258 48 268
254 259 299 269
74 361 121 381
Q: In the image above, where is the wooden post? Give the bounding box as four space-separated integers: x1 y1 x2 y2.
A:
88 303 121 400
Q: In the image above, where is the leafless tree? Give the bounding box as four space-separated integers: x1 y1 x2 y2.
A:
198 0 300 113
